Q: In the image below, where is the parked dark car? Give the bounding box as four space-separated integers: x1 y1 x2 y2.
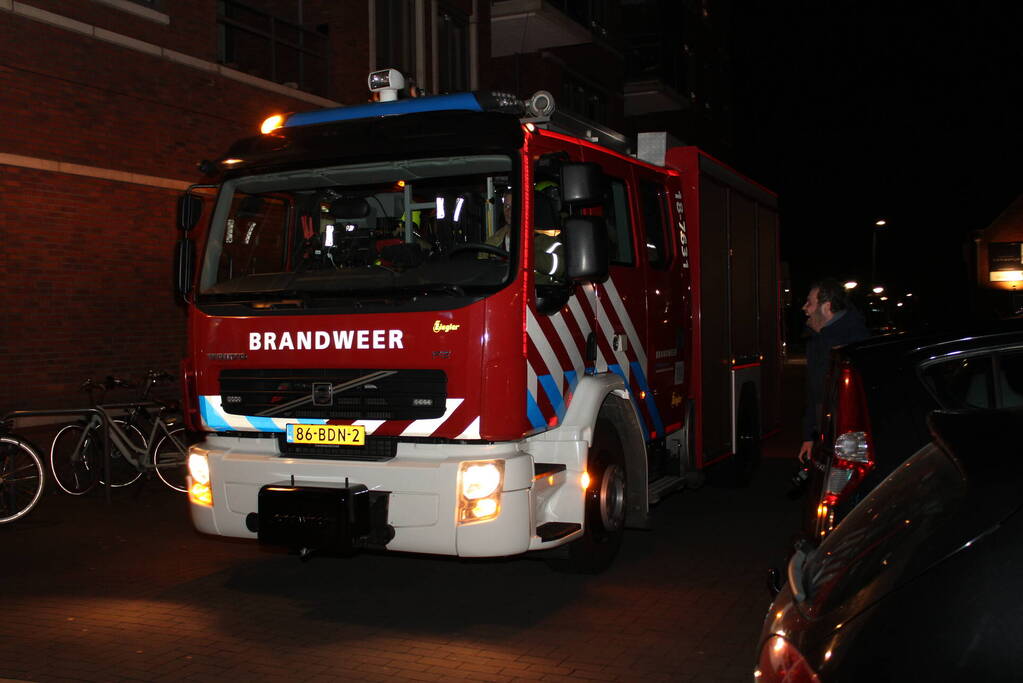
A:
757 408 1023 682
802 317 1023 543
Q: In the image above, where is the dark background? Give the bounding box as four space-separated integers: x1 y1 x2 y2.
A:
728 2 1023 321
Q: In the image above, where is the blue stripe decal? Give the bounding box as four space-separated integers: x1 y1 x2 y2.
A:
245 416 285 433
285 93 482 128
539 374 566 421
565 370 578 394
526 390 546 430
631 361 665 438
200 397 232 432
608 364 650 437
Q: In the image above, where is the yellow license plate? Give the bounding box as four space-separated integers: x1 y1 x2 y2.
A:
286 424 365 446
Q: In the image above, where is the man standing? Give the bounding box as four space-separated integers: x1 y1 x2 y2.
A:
799 279 869 462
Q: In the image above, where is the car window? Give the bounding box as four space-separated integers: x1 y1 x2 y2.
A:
998 351 1023 407
804 442 966 615
921 356 994 409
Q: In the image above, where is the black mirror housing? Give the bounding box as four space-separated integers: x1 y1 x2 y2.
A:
563 216 609 283
560 162 604 206
177 193 203 232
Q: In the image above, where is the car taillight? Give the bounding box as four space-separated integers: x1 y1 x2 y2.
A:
755 636 822 683
822 365 874 508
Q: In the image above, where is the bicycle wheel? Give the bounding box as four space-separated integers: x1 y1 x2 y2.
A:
153 427 189 493
102 419 145 489
49 423 101 495
0 435 46 524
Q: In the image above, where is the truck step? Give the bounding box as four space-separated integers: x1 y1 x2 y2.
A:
536 522 581 542
648 475 685 505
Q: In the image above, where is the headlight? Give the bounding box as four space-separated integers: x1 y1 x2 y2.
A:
460 462 502 500
458 460 504 524
188 452 210 485
187 453 213 507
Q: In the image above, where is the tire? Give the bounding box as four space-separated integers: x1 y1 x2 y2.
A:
0 435 45 524
102 419 145 489
554 418 627 574
153 427 189 493
49 424 101 495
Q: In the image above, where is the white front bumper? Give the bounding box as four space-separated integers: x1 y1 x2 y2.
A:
188 434 583 557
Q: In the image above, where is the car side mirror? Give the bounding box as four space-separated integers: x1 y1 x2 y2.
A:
563 216 609 283
177 193 203 232
560 162 604 206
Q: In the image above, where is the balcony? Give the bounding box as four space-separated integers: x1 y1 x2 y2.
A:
624 35 689 116
491 0 603 57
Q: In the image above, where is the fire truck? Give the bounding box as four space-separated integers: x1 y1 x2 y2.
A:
176 70 780 571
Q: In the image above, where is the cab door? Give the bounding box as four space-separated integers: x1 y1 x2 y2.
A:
578 149 664 442
632 166 686 441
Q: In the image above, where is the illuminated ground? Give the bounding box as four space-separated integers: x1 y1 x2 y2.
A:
0 366 805 683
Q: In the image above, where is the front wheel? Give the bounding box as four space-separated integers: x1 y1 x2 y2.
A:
153 427 189 493
555 418 627 574
0 435 45 524
50 423 100 495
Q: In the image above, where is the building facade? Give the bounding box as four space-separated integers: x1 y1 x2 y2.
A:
0 0 488 413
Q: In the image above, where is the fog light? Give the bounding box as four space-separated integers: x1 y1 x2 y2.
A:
189 481 213 507
472 497 498 518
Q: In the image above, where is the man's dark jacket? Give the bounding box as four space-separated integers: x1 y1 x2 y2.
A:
803 309 870 441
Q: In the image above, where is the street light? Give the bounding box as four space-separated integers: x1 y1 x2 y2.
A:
871 219 887 286
844 281 858 290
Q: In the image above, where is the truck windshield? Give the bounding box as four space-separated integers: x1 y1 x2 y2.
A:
198 155 516 305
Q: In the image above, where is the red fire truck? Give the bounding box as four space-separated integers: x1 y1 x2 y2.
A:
176 70 780 571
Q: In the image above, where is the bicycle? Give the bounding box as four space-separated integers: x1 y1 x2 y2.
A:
49 371 190 495
0 422 46 524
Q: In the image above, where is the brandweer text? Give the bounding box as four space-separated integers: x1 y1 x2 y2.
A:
249 330 404 351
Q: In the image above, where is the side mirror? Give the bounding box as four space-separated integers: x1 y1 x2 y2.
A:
560 163 604 206
175 237 195 301
563 216 609 283
177 193 203 232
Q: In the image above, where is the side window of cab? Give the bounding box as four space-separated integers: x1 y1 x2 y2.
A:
638 180 672 269
604 177 635 266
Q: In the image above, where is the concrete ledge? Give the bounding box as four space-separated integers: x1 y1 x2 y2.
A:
6 1 340 108
0 153 190 190
92 0 170 25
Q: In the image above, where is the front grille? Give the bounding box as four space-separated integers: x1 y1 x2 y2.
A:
278 435 399 461
219 368 447 420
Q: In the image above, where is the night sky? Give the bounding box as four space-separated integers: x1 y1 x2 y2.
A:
729 2 1023 318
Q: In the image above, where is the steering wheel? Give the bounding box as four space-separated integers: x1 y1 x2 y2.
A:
448 242 510 260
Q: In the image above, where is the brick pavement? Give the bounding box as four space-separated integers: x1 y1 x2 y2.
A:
0 364 807 683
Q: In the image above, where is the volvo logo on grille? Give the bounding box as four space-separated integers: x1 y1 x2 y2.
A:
312 382 333 406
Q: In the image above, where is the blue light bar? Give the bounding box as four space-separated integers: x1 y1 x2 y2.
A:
284 93 484 128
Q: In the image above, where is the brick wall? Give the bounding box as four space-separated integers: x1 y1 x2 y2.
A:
0 2 351 415
0 0 490 415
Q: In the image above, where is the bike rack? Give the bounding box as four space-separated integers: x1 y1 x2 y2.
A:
2 408 124 504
